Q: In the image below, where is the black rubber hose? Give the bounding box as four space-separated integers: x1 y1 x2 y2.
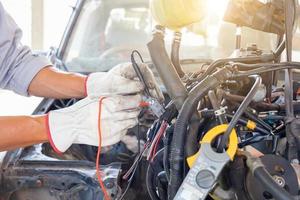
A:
223 91 300 113
148 26 201 176
146 149 165 200
156 171 168 199
196 39 285 81
232 62 300 78
184 118 201 158
232 61 300 69
168 67 233 199
195 39 283 81
148 26 200 163
219 75 262 150
171 32 185 78
197 54 275 81
163 126 174 182
147 25 187 110
253 167 294 200
146 165 161 200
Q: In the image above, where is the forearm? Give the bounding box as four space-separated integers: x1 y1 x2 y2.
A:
0 115 48 151
28 66 87 99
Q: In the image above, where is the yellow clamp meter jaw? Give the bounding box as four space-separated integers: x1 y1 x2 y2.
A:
174 124 239 200
187 124 238 168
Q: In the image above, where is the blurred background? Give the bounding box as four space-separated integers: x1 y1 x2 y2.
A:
0 0 76 115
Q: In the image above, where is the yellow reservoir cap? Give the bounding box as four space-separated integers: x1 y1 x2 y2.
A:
150 0 206 31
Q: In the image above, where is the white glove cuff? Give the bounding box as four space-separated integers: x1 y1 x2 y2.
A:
46 112 76 154
46 114 64 154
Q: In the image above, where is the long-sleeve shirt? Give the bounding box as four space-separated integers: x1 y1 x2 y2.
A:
0 2 50 96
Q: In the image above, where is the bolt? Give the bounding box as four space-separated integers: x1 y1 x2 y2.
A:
273 175 285 187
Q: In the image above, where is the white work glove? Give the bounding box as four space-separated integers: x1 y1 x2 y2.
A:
46 95 142 153
86 62 164 101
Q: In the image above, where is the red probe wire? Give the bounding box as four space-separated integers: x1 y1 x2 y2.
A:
96 97 111 200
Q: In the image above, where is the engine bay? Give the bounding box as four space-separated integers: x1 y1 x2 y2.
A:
1 0 300 200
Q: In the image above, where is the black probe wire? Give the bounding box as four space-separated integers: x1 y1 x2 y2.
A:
131 50 144 63
131 50 153 98
219 75 262 150
118 51 145 200
118 50 147 199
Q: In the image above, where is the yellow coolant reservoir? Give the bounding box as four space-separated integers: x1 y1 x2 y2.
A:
150 0 206 31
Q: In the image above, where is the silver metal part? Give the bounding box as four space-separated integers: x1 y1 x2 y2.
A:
214 106 227 116
144 96 165 118
273 175 286 188
174 143 231 200
253 84 266 102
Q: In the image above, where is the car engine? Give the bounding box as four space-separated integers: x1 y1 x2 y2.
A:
1 0 300 200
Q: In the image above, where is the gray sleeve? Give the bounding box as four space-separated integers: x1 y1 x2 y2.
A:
0 2 51 96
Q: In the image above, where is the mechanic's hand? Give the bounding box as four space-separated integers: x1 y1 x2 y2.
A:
86 62 164 102
46 95 142 153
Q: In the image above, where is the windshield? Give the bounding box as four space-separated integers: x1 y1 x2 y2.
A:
63 0 277 72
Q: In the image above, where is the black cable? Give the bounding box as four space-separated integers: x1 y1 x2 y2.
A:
118 157 140 200
225 114 270 135
219 75 262 150
131 50 153 98
194 38 285 81
146 149 165 200
137 122 141 155
119 116 144 200
188 61 300 90
232 62 300 77
156 171 168 199
196 55 275 81
233 61 300 160
119 143 148 199
233 62 288 69
163 126 174 182
244 110 272 131
131 50 144 63
163 145 170 182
